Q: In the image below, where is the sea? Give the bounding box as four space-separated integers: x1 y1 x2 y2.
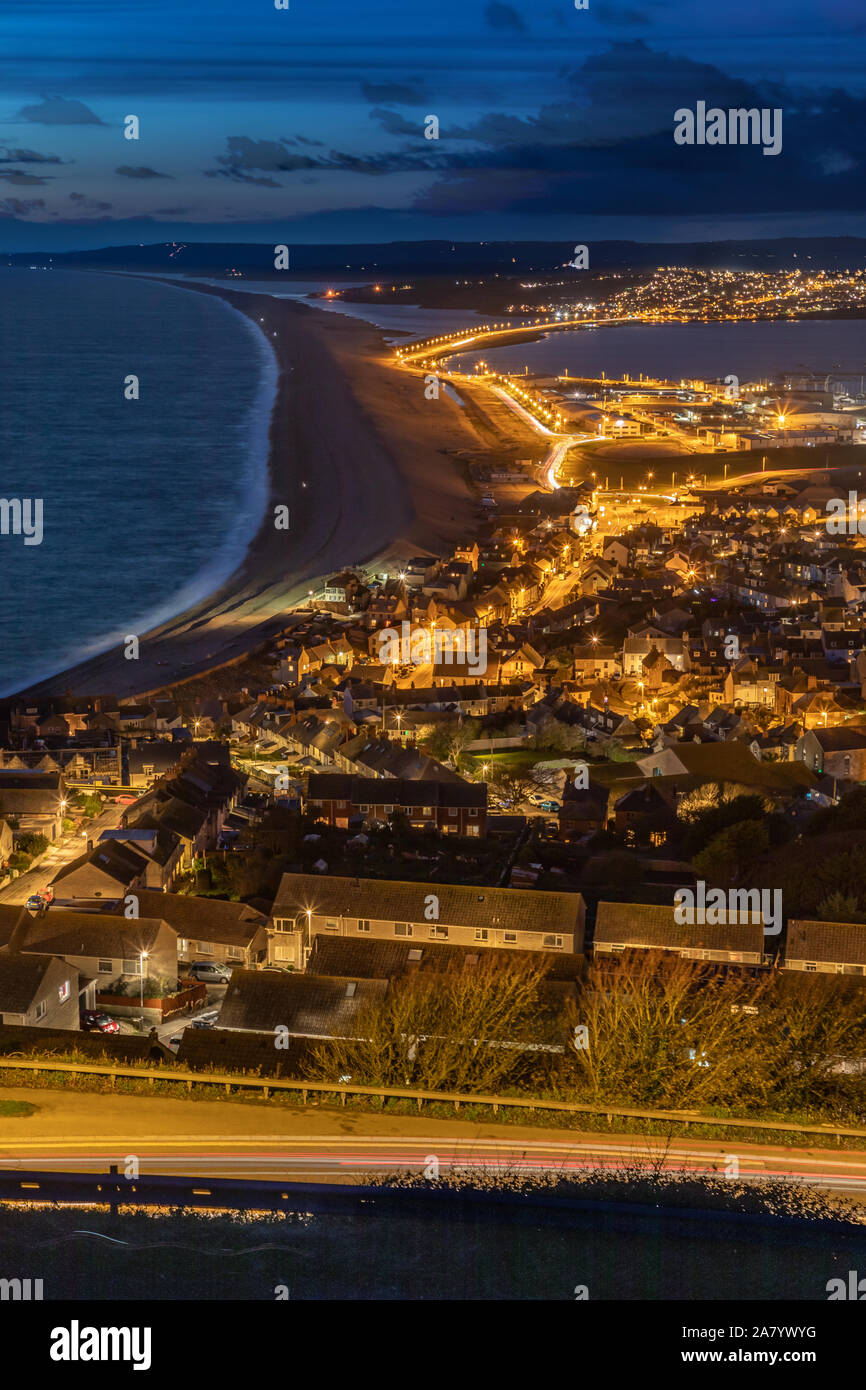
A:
446 317 866 384
0 268 277 697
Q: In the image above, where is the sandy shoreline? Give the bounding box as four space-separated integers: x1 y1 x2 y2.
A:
12 280 489 700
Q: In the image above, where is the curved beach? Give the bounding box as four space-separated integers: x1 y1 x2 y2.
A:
14 283 483 699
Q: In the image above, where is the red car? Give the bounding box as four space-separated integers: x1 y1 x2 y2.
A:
80 1010 120 1035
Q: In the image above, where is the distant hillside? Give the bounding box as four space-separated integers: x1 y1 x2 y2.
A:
8 236 866 276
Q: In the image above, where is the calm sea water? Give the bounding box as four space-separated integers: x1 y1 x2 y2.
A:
0 269 276 697
449 318 866 383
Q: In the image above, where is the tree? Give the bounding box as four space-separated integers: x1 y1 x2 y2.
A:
562 951 768 1108
692 819 768 885
303 952 552 1094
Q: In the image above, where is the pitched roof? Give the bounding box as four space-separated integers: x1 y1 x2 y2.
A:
132 890 266 945
594 901 764 954
219 968 388 1037
785 919 866 966
306 933 583 982
271 873 585 938
0 952 59 1011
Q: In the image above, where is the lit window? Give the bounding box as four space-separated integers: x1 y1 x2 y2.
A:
394 923 413 937
58 980 71 1003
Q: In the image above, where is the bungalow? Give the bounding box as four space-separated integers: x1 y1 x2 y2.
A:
782 919 866 977
594 902 765 964
219 968 388 1037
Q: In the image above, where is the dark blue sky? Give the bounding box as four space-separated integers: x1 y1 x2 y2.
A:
1 0 864 249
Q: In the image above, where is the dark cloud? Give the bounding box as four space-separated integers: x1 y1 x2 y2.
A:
484 3 527 31
15 96 105 126
295 134 324 147
115 165 173 179
361 81 427 105
69 192 112 211
206 135 321 183
368 107 423 137
0 146 64 165
408 42 866 218
593 2 652 25
0 197 46 218
0 170 51 185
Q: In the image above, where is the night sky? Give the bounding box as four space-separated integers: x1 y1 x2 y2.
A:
1 0 864 250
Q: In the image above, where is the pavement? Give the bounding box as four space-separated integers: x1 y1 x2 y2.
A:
1 1087 865 1196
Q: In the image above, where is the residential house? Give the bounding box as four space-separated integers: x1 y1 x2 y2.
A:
593 902 765 964
267 873 586 968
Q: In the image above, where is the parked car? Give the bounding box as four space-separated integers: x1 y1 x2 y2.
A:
186 962 232 983
25 893 48 911
80 1010 120 1035
168 1035 183 1051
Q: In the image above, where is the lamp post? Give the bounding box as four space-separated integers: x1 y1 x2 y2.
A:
139 950 149 1030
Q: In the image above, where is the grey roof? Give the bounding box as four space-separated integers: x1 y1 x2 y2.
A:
219 968 388 1037
271 873 585 938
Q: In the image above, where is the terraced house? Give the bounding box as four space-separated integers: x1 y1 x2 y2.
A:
268 873 586 968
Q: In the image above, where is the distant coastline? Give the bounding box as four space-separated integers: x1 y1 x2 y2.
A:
11 277 481 700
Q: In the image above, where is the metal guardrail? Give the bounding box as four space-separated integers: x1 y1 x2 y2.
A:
0 1056 864 1142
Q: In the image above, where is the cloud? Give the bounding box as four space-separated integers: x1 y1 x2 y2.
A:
0 146 64 165
484 3 527 31
0 170 51 185
361 81 427 105
593 2 652 25
15 96 105 126
407 42 866 219
115 165 173 179
69 192 112 211
206 135 321 183
0 197 46 218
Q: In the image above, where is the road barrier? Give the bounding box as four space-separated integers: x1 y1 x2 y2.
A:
0 1056 864 1143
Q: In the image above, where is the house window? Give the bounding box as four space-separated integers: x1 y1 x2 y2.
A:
359 804 370 813
98 959 113 974
430 926 448 940
475 929 489 942
394 923 413 937
422 807 433 816
274 945 294 962
503 931 517 944
227 946 244 960
384 805 394 814
58 980 71 1003
542 935 563 949
34 1000 47 1020
121 958 138 974
357 919 371 933
448 807 458 816
468 808 478 817
325 920 339 933
198 942 214 955
805 962 817 972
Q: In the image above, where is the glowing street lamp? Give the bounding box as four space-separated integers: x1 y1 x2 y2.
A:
139 950 149 1024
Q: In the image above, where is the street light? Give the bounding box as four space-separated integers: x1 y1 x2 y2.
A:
139 950 149 1028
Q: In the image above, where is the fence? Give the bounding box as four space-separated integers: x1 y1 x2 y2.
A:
0 1056 864 1143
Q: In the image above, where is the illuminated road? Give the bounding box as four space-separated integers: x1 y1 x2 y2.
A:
0 1090 864 1197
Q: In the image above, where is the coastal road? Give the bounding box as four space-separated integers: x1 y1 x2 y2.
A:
1 1088 865 1198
